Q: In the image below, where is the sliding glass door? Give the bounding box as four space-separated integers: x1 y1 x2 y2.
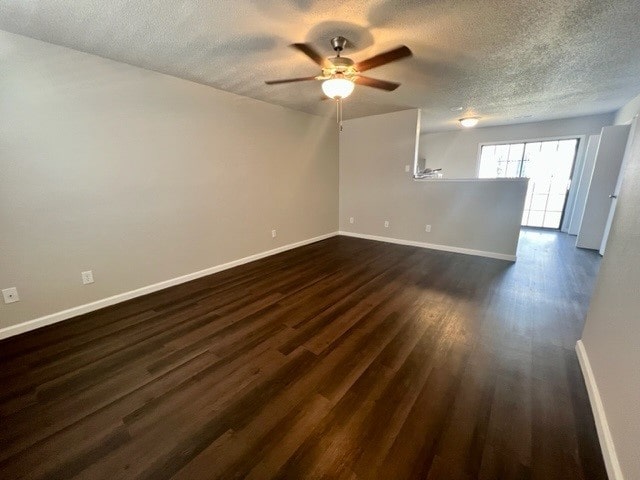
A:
479 139 579 229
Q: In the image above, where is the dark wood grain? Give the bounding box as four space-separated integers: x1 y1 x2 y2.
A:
0 229 607 479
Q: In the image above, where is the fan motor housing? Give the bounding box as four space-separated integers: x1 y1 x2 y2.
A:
325 56 356 77
330 57 354 68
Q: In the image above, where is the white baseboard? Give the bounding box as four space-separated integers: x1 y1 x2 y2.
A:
576 340 625 480
338 231 517 262
0 232 338 341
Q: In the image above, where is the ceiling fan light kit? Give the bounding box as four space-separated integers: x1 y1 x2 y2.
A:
266 36 412 132
321 77 355 99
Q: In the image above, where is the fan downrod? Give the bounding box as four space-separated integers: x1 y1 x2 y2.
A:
330 36 348 56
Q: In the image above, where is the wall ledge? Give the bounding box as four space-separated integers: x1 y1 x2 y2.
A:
0 231 339 341
576 339 625 480
338 231 516 261
412 177 528 183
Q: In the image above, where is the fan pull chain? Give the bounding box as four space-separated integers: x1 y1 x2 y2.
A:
336 98 343 132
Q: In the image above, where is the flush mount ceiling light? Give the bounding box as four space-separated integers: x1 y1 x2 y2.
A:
321 76 355 99
459 117 480 128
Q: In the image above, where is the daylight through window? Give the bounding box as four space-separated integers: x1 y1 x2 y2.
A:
478 139 579 228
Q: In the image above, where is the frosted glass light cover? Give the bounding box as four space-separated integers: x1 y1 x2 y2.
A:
459 117 479 128
322 78 355 99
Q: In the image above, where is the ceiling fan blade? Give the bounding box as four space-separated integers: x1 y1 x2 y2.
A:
355 45 412 72
290 43 331 68
265 76 319 85
354 75 401 91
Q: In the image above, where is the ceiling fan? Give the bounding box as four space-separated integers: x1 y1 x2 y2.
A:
265 36 412 129
265 37 412 99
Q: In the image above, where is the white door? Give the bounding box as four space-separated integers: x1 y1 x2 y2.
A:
600 118 639 255
577 125 631 250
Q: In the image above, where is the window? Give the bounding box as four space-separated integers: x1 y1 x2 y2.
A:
478 139 579 229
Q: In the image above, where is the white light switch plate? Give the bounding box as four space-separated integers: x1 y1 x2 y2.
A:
2 287 19 304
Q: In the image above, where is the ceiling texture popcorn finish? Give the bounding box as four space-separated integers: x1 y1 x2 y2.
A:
1 0 639 131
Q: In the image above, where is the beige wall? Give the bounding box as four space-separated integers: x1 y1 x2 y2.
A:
339 109 527 259
0 31 338 330
580 116 640 480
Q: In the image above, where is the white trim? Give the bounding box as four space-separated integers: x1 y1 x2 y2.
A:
576 340 625 480
0 232 339 340
338 231 516 261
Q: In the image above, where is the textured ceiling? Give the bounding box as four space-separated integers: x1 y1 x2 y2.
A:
1 0 640 131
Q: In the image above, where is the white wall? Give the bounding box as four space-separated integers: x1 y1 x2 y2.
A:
579 117 640 480
419 114 614 179
0 31 338 331
615 92 640 125
339 110 527 259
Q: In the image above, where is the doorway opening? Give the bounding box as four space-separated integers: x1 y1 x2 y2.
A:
478 139 579 229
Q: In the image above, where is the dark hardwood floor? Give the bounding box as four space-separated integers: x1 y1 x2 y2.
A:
0 230 608 479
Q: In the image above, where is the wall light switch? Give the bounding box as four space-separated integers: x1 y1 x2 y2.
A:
405 165 411 173
271 229 277 238
81 270 94 285
349 217 354 224
2 287 19 304
425 224 432 233
384 220 390 228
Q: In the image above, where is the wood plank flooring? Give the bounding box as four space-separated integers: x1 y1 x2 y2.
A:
0 230 608 479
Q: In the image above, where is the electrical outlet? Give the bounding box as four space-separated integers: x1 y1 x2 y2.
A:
384 220 389 228
405 165 411 173
2 287 19 304
425 224 432 233
271 229 277 238
81 270 94 285
349 217 354 224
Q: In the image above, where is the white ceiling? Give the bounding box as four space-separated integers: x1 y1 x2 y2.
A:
1 0 639 131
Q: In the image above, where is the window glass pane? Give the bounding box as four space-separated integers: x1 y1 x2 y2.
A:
547 194 566 212
524 142 541 160
495 144 509 161
532 178 551 193
496 161 507 177
527 211 544 227
549 177 568 194
508 143 525 161
479 146 498 178
525 183 534 203
530 194 548 211
506 160 520 177
543 212 562 228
